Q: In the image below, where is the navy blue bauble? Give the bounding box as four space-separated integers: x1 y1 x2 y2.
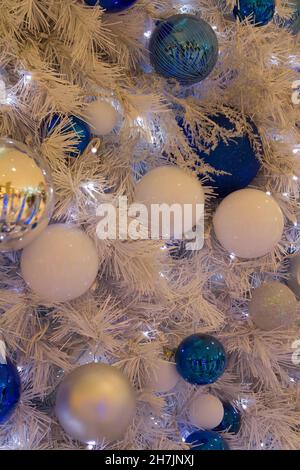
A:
149 14 219 85
178 112 261 197
84 0 137 12
213 402 242 434
175 334 226 385
186 430 230 450
44 114 91 157
0 359 21 423
233 0 275 26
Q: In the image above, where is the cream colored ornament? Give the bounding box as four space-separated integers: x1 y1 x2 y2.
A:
213 189 284 258
249 281 297 330
188 394 224 430
85 100 118 136
145 360 180 393
0 138 54 251
21 224 99 302
55 363 136 443
287 254 300 298
134 166 204 239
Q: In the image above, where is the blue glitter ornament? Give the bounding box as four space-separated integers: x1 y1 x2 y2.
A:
186 430 230 450
0 359 21 423
177 112 262 197
44 114 91 157
233 0 275 26
213 402 242 434
84 0 137 13
149 14 219 85
175 334 226 385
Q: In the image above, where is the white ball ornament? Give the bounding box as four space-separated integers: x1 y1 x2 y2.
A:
145 360 180 393
249 281 297 330
134 166 204 239
21 224 99 302
85 100 118 136
213 189 284 259
55 363 136 443
188 394 224 430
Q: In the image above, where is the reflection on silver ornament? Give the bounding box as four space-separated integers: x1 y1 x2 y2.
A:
55 362 136 443
0 138 54 251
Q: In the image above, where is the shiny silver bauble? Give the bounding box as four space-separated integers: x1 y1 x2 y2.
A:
0 138 54 251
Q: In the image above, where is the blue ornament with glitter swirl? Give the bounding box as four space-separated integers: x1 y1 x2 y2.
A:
149 14 219 85
44 114 91 158
213 402 242 434
175 333 226 385
233 0 275 26
186 430 230 450
177 111 262 197
84 0 137 13
0 358 21 423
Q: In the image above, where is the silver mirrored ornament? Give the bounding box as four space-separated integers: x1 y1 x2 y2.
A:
55 362 136 443
0 138 54 251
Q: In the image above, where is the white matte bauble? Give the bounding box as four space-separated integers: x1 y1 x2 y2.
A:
145 360 180 393
85 100 118 136
55 363 136 443
21 224 99 302
249 281 297 330
287 254 300 299
213 189 284 258
188 394 224 430
134 166 204 239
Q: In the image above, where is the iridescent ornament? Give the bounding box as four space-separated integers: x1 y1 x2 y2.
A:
0 358 21 423
84 0 137 13
186 430 230 450
177 112 262 197
249 281 297 330
175 334 226 385
0 138 54 251
55 363 136 443
149 14 219 85
213 402 241 434
233 0 275 26
44 114 91 157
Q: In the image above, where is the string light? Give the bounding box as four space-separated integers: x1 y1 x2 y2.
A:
24 73 32 84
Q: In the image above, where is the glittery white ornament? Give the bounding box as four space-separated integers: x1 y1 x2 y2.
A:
213 189 284 258
249 281 297 330
188 394 224 430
